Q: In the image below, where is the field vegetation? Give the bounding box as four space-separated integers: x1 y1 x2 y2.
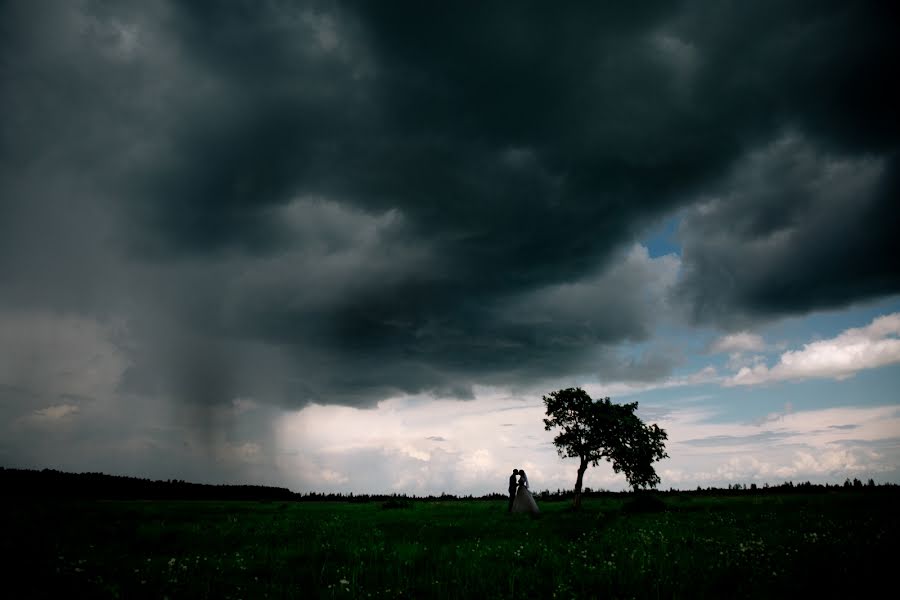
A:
4 489 897 599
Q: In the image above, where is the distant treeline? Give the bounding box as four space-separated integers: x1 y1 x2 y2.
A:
0 467 296 501
2 466 896 501
566 477 898 499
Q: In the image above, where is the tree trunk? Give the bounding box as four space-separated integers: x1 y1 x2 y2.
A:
573 458 588 509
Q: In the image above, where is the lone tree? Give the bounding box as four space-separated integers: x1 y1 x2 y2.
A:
543 387 668 508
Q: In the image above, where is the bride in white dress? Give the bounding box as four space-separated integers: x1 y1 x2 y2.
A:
511 469 540 514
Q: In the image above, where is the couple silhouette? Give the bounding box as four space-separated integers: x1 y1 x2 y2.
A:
507 468 540 514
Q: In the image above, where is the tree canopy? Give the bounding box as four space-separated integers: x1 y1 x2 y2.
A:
543 387 668 505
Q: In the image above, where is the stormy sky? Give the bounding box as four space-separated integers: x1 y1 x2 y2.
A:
2 0 899 493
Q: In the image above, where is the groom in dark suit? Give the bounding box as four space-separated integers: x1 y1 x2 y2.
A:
507 469 519 512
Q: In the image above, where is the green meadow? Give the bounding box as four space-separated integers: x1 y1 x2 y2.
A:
5 491 897 599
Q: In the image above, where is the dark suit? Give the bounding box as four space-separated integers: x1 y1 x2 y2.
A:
507 473 518 512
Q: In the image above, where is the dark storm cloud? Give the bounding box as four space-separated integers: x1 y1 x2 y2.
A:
676 135 899 326
667 0 900 326
1 0 898 415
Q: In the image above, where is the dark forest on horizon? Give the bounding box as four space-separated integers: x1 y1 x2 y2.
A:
2 466 895 502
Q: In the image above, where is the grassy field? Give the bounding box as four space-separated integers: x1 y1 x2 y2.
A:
4 491 898 599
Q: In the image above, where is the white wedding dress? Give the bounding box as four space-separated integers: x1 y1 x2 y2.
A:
511 473 540 514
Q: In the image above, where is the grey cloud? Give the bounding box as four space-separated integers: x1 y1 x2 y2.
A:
826 437 900 449
681 432 793 447
1 0 897 424
676 134 898 326
747 403 795 427
594 344 687 384
635 406 673 422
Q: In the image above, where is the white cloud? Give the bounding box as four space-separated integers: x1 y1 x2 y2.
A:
684 447 890 484
667 404 900 450
274 387 900 494
583 365 719 398
711 331 766 353
275 387 631 495
727 312 900 385
725 352 766 371
655 402 900 486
